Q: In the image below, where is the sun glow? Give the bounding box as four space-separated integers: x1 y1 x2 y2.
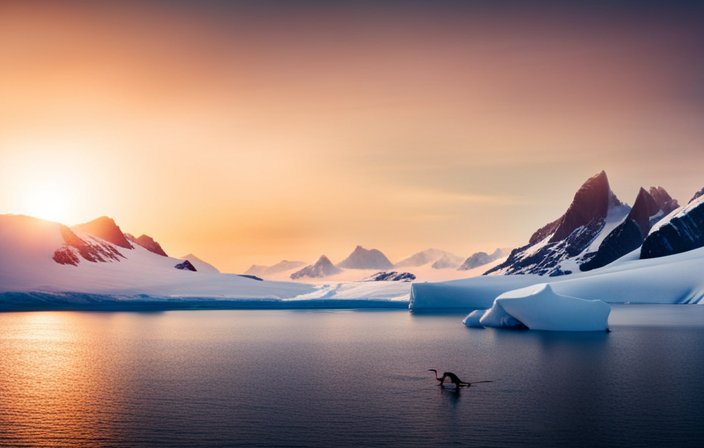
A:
27 190 67 223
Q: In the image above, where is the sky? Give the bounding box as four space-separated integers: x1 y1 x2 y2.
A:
1 0 703 272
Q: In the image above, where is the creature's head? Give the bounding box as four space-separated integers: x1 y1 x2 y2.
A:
428 369 437 373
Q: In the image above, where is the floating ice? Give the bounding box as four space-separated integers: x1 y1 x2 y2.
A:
464 283 611 332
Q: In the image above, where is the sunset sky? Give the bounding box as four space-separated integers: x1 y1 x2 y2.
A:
1 0 703 272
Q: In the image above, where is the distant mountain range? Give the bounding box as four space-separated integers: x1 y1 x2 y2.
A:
247 245 507 281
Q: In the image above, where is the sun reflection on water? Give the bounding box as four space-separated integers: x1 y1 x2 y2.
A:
0 312 120 447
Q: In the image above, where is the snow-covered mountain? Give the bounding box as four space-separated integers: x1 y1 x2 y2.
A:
290 255 343 279
457 248 504 271
245 260 306 278
72 216 133 249
486 171 631 276
0 214 314 300
337 246 393 270
641 190 704 259
580 186 679 271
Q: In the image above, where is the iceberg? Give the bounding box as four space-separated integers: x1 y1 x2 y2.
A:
464 284 611 332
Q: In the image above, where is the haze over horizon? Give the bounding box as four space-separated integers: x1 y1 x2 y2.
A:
1 0 703 272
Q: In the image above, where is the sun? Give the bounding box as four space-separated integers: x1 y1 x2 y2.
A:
27 190 67 223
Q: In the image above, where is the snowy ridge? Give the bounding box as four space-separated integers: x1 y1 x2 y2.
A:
411 244 704 309
0 214 417 309
641 193 704 259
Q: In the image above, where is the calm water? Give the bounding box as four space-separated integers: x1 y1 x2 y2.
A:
1 305 704 447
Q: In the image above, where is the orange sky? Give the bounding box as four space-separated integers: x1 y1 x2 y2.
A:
1 1 703 272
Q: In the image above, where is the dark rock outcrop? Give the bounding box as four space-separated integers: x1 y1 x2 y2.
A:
126 234 168 257
363 271 416 282
291 255 343 279
580 219 643 271
72 216 133 249
238 274 263 281
641 193 704 259
337 246 393 270
458 248 503 271
485 171 623 276
53 246 80 266
175 260 197 271
581 186 679 272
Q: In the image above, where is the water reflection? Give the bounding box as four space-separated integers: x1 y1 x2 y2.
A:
0 309 702 447
0 312 123 446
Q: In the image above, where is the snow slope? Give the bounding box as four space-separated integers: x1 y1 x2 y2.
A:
0 215 313 299
0 214 419 310
411 244 704 309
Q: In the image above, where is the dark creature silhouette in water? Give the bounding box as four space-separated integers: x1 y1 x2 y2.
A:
428 369 493 390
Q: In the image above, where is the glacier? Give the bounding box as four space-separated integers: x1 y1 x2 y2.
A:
412 244 704 309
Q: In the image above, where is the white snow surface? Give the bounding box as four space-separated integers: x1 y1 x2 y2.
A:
0 215 506 309
412 243 704 308
464 284 611 332
0 215 348 304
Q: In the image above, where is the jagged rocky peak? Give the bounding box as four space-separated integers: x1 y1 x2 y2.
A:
628 187 662 236
485 171 626 277
579 187 659 272
174 260 197 271
290 255 343 280
72 216 133 249
649 186 679 214
550 171 620 243
579 185 680 272
126 233 168 257
362 271 416 282
337 245 393 270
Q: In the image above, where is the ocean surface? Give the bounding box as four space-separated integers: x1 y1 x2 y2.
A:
1 305 703 447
